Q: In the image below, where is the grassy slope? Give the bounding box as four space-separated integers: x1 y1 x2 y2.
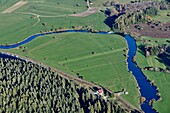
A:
6 33 140 108
143 71 170 113
0 0 109 44
15 0 87 16
0 12 109 44
0 0 140 108
136 36 170 69
0 0 19 12
0 13 37 44
136 37 170 113
153 10 170 22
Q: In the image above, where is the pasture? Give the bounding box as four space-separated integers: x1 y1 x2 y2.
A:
141 71 170 113
136 36 170 69
0 0 19 12
0 0 109 44
6 33 139 108
153 10 170 22
0 0 142 109
136 36 170 113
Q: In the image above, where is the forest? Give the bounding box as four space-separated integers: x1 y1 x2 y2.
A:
0 57 135 113
109 0 170 31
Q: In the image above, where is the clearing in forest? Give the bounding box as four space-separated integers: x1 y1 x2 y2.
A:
2 1 27 13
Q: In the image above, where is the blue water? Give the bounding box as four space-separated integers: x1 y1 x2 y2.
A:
125 35 159 113
0 30 159 113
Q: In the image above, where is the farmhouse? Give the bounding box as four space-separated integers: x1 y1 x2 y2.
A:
97 88 104 96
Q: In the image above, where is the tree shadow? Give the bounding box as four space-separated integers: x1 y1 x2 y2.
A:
157 52 170 67
138 44 146 56
104 15 118 29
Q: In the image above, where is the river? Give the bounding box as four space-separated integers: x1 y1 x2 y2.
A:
0 30 159 113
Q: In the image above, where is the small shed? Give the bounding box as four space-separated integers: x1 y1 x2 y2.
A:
97 88 104 95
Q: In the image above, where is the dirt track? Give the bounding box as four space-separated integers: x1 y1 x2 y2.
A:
69 7 98 17
2 1 27 13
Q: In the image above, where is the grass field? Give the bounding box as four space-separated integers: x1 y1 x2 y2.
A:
136 36 170 113
0 0 110 44
136 36 170 69
0 0 19 12
141 71 170 113
153 10 170 22
14 0 87 16
0 12 109 44
5 33 140 108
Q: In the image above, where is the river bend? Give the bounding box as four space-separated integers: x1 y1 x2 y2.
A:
0 30 159 113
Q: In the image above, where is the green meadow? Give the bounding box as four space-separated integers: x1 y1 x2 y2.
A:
14 0 87 15
136 36 170 113
0 12 109 44
5 33 139 108
140 70 170 113
0 0 109 44
6 0 170 110
0 0 19 12
136 36 170 69
153 10 170 22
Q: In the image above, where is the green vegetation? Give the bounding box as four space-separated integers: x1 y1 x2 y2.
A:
0 12 109 44
1 0 169 112
141 71 170 113
113 10 148 30
0 0 19 12
0 1 109 44
136 36 170 113
0 58 129 113
14 0 87 15
153 10 170 22
5 33 139 108
136 36 170 69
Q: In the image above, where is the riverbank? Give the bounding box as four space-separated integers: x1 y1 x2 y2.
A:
0 30 140 109
0 29 159 112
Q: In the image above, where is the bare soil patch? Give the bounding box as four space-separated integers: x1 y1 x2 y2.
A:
69 7 98 17
126 22 170 38
2 1 27 13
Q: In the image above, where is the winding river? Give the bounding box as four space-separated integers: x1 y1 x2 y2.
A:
0 30 159 113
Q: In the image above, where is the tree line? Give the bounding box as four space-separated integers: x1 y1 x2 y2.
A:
113 7 158 31
139 43 170 73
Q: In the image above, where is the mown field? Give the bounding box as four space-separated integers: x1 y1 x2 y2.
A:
0 0 110 44
153 10 170 22
136 36 170 113
5 33 140 108
136 36 170 69
0 0 19 12
142 70 170 113
14 0 87 15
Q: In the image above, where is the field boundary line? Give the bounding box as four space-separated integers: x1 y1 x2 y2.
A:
2 1 27 13
59 48 125 64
